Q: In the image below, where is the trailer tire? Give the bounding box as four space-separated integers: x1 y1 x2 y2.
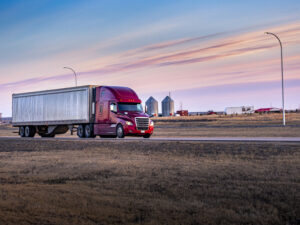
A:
77 125 85 138
19 127 25 137
25 126 35 137
85 124 95 138
116 124 125 138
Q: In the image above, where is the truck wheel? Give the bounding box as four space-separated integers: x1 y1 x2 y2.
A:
116 124 125 138
85 124 95 138
19 127 25 137
143 134 151 138
77 125 85 138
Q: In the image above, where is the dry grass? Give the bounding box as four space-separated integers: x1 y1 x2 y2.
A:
151 113 300 137
0 124 18 137
152 113 300 123
0 138 299 225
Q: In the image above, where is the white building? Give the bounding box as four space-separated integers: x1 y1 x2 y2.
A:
225 106 254 115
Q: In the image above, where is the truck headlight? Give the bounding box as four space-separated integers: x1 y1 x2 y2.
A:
126 121 133 126
150 120 154 126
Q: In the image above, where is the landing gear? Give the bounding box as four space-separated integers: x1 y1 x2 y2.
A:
116 124 124 138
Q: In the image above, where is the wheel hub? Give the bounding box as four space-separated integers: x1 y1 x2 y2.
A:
117 127 122 136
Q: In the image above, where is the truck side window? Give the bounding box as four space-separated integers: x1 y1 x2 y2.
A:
110 103 117 113
99 104 103 114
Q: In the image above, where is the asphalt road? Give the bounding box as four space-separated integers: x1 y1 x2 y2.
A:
1 136 300 142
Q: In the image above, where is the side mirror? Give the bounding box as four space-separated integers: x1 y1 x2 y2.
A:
110 103 117 113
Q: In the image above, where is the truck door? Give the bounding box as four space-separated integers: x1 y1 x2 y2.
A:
96 101 110 134
95 88 110 135
94 88 117 136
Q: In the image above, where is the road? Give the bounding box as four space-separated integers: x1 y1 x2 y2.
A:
1 136 300 142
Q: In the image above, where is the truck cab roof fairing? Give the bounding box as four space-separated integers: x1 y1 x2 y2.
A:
105 86 141 103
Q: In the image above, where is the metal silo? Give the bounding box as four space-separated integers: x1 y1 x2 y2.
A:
146 96 158 116
162 95 174 116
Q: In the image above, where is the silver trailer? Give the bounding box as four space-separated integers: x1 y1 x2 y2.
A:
12 86 96 137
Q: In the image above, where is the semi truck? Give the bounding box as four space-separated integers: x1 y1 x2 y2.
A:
12 85 154 138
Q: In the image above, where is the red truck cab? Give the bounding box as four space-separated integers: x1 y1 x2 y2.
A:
87 86 154 138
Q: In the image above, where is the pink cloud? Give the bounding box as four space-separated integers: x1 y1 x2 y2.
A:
1 21 300 92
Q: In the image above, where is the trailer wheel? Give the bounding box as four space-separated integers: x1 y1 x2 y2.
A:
85 124 95 138
116 124 125 138
25 126 35 137
77 125 85 138
19 127 25 137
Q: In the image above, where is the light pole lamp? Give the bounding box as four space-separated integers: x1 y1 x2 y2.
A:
63 67 78 87
265 32 285 126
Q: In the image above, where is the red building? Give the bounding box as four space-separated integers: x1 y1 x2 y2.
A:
255 108 281 113
207 110 217 115
176 110 188 116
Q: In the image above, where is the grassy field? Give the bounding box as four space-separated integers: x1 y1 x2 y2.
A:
0 138 299 225
152 113 300 137
0 114 299 224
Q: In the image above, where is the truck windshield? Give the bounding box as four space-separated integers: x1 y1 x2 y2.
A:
118 103 143 112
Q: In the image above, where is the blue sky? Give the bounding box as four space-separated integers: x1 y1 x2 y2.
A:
0 0 300 116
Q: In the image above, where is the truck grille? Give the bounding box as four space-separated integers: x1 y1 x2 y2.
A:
135 117 149 130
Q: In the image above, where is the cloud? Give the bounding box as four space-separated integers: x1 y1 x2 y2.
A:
139 32 228 51
0 73 74 90
0 21 299 91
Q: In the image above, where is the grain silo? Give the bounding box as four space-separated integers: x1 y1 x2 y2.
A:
162 95 174 116
145 96 158 116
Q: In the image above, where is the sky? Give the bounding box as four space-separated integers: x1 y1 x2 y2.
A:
0 0 300 116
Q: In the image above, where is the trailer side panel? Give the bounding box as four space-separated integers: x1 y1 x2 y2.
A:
12 86 94 126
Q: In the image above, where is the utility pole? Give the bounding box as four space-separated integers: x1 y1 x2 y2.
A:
63 67 78 87
265 32 285 126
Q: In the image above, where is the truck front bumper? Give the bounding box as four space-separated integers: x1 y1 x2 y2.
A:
123 124 154 136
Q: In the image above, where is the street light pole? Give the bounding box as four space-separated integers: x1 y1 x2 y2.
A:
63 67 78 87
265 32 285 126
